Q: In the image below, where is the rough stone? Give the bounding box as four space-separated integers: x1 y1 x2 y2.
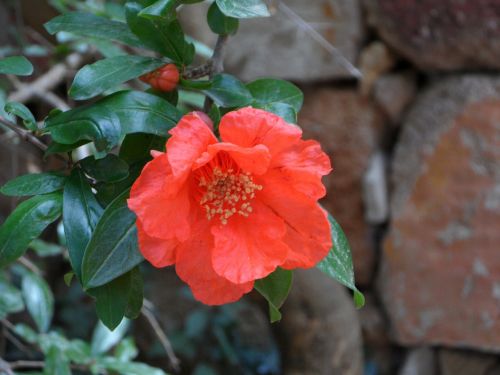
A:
299 86 387 285
364 0 500 71
439 348 498 375
278 269 364 375
399 347 437 375
373 72 417 124
380 76 500 350
224 0 364 82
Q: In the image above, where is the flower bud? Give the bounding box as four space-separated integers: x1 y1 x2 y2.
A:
140 64 179 92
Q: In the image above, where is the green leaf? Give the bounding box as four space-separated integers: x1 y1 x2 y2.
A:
0 56 33 76
63 272 74 286
44 12 144 47
96 358 167 375
70 56 167 100
317 214 365 308
80 154 129 183
0 279 24 319
247 78 303 112
203 74 252 108
14 323 38 344
63 169 104 281
4 101 37 130
254 268 293 323
45 140 90 156
119 133 166 165
215 0 270 18
124 267 144 319
44 346 71 375
0 193 62 267
29 239 64 257
81 189 143 289
65 339 92 364
126 2 195 64
207 2 239 35
91 319 129 354
254 102 297 124
45 90 181 152
22 272 54 332
115 337 139 361
0 173 66 197
46 107 121 154
139 0 177 21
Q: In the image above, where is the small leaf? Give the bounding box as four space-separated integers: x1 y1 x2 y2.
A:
139 0 177 21
203 74 252 108
254 268 293 323
80 154 130 183
91 318 129 354
81 189 143 288
0 173 66 197
14 323 38 344
4 101 37 130
126 2 195 65
69 56 167 100
96 358 167 375
0 193 62 267
63 272 74 286
22 272 54 332
207 2 239 35
29 239 64 257
0 56 33 76
63 169 104 281
124 267 144 319
44 346 71 375
0 279 24 319
44 12 144 48
247 78 303 112
317 214 365 308
215 0 270 18
253 102 297 124
115 337 138 361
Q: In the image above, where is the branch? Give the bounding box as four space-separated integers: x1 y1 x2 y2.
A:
204 35 229 111
0 115 48 151
141 300 180 372
183 61 212 80
0 357 14 375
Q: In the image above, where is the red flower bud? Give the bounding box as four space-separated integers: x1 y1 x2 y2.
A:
140 64 179 92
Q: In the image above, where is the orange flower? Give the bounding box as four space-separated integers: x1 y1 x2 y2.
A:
128 107 332 305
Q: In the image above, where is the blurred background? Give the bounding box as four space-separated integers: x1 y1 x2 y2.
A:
1 0 499 374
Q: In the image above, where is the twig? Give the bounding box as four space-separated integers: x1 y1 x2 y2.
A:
141 301 180 372
17 256 42 276
0 357 14 375
183 61 212 80
8 360 45 370
0 115 48 151
203 35 229 111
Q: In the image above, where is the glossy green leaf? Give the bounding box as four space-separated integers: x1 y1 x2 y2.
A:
45 140 90 156
0 193 62 267
63 169 104 281
247 78 303 112
81 189 143 288
91 318 129 354
45 90 180 152
253 102 297 124
0 279 24 319
0 56 33 76
63 272 74 286
139 0 177 20
254 268 293 322
207 2 239 35
14 323 38 344
44 346 71 375
115 337 139 361
65 339 92 364
317 214 365 308
94 162 144 207
90 267 143 330
126 2 195 64
215 0 270 18
44 12 144 47
69 56 167 100
80 154 130 183
0 173 66 197
119 133 166 165
22 272 54 332
4 101 36 130
203 74 252 107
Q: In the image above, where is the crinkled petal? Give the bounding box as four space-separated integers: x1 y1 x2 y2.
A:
270 139 332 200
193 143 271 175
167 112 217 177
211 200 288 284
128 153 191 241
259 177 332 269
176 219 253 305
137 220 179 267
219 107 302 157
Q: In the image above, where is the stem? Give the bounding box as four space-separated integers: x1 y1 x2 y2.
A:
203 35 229 112
0 116 48 151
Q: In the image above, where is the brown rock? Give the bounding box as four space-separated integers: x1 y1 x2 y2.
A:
278 269 364 375
380 76 500 350
439 348 498 375
299 87 387 285
373 72 417 124
364 0 500 71
224 0 364 82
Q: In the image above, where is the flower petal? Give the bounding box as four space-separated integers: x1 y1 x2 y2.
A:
259 177 332 269
193 143 271 175
270 139 332 200
128 153 191 241
167 112 217 177
176 219 253 305
219 107 302 157
211 200 288 284
137 220 179 267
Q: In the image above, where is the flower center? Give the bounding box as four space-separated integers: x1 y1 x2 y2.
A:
198 166 262 225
